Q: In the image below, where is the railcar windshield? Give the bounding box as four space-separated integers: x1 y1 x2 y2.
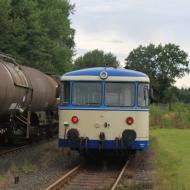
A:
72 82 102 106
138 83 149 107
105 82 135 107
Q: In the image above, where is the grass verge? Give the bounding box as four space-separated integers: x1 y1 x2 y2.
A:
151 128 190 190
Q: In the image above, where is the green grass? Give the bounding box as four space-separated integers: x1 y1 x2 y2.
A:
0 175 8 188
22 159 37 174
151 128 190 190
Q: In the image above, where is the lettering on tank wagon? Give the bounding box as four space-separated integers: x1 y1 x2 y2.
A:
9 103 19 110
22 96 26 102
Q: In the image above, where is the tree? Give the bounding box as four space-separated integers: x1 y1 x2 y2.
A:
0 0 74 74
125 43 189 102
74 49 120 69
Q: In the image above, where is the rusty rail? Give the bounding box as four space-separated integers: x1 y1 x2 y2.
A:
0 145 28 156
45 165 81 190
45 159 130 190
111 160 129 190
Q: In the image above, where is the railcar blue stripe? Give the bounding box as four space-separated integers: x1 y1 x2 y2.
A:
59 106 149 112
59 139 149 150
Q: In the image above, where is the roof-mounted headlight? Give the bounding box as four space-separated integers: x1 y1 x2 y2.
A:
99 71 108 80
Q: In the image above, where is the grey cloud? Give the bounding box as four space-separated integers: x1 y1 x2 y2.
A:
72 1 190 33
88 38 124 44
71 0 190 86
110 40 124 44
71 0 190 54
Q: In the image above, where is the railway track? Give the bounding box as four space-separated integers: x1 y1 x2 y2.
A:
0 145 28 156
45 159 130 190
0 137 57 157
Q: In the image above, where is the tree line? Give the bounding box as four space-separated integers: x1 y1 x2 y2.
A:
0 0 189 103
125 44 189 103
0 0 74 74
73 45 189 103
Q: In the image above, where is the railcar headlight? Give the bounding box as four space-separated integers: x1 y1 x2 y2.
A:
99 71 108 80
71 116 79 124
126 117 134 125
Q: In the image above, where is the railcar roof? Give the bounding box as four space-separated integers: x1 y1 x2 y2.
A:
64 67 146 77
61 67 149 82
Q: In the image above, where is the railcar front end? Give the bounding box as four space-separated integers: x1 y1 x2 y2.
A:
58 67 150 152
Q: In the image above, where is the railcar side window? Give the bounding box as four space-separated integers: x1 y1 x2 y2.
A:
138 83 149 107
60 81 70 105
105 83 134 107
72 82 101 106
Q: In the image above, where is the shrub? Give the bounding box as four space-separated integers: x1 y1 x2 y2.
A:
150 103 190 128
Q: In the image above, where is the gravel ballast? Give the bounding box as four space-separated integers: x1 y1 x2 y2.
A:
0 139 79 190
0 140 156 190
116 148 156 190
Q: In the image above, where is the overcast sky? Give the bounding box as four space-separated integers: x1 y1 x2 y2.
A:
70 0 190 88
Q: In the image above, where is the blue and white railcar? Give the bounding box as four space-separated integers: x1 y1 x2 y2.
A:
59 67 150 152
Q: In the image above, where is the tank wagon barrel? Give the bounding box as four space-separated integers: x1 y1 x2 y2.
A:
0 53 59 143
0 53 58 115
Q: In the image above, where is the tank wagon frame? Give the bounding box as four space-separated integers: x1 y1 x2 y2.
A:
59 67 150 153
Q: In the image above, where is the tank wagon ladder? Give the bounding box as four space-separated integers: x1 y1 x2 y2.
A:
14 111 32 139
